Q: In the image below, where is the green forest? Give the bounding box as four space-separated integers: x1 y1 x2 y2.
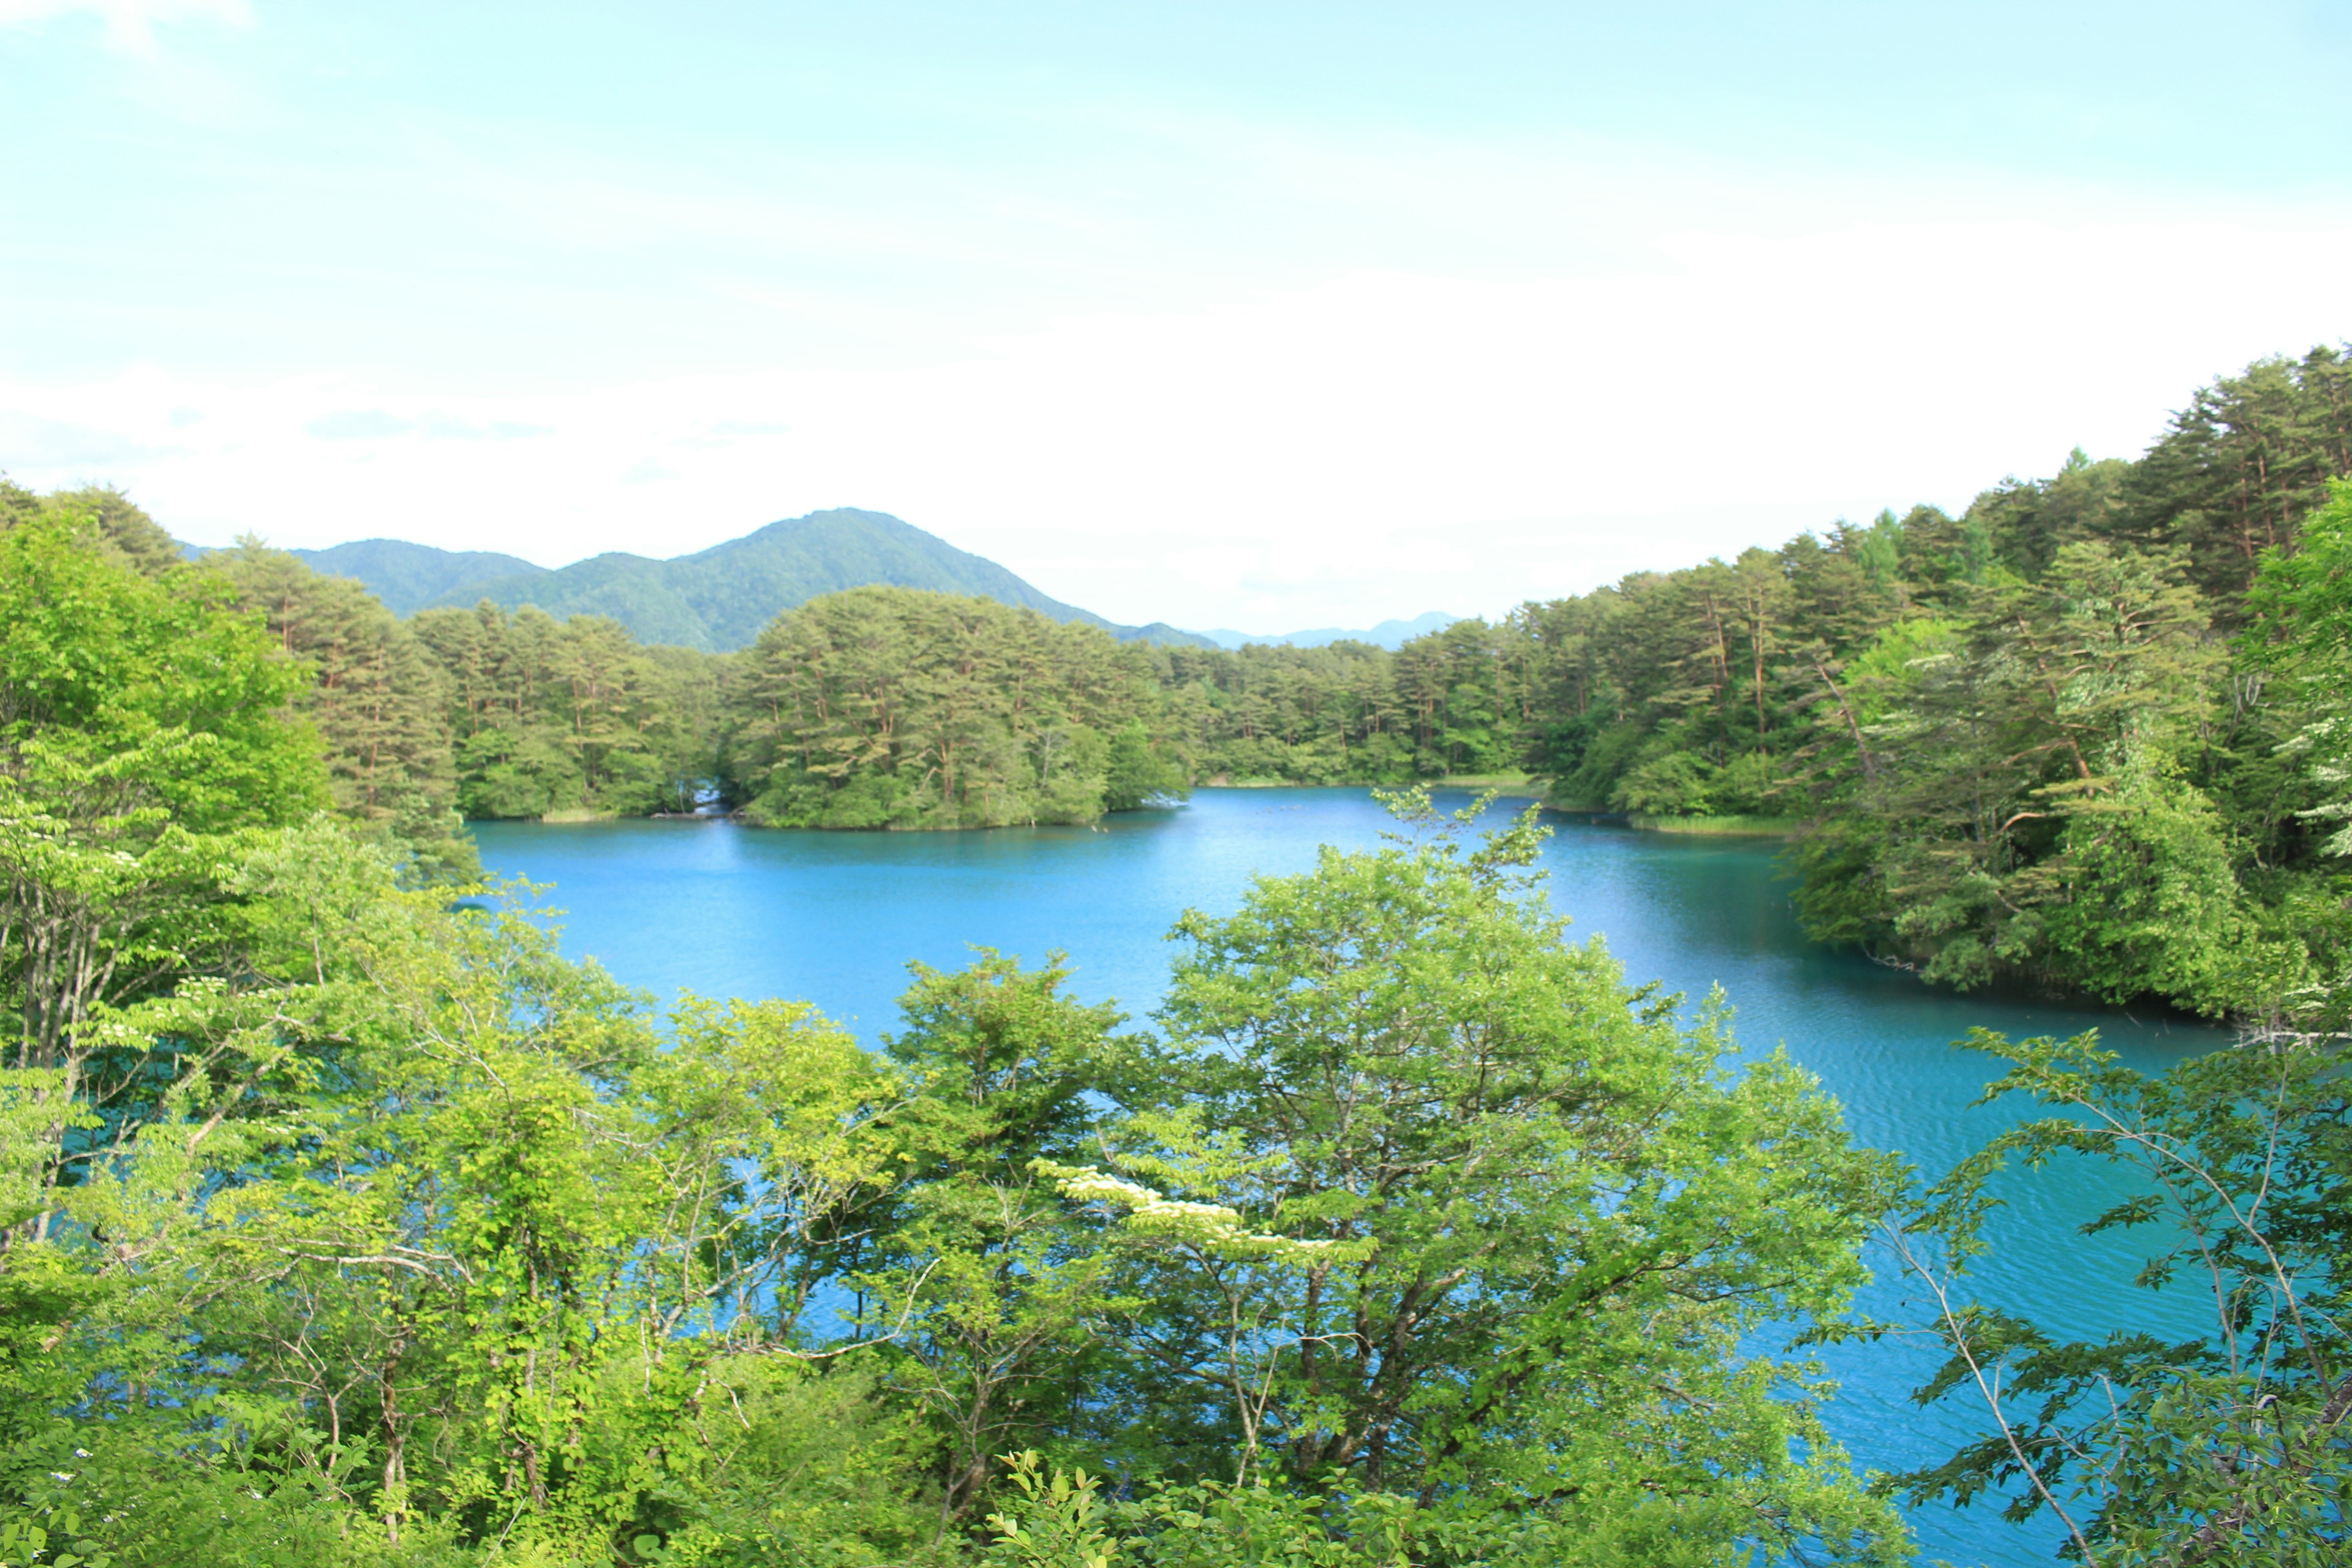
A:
17 345 2352 1022
4 345 2351 1564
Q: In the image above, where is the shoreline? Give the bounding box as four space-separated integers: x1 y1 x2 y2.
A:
498 787 1801 837
1619 812 1801 837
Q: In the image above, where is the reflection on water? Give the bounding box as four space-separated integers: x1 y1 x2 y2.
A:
473 787 2230 1567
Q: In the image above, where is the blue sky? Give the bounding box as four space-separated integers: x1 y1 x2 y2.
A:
5 2 2350 628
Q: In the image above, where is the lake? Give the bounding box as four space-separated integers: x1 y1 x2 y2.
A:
472 786 2228 1567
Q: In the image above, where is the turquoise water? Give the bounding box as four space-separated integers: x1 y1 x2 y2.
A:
471 787 2228 1567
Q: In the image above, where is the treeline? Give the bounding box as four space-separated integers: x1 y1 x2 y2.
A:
7 503 2349 1564
0 481 1518 840
0 481 1555 841
729 586 1183 828
1508 346 2352 1019
0 507 1902 1561
9 342 2352 1017
409 600 720 821
1155 622 1525 783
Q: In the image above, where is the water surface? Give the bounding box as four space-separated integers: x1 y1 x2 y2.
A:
473 788 2228 1567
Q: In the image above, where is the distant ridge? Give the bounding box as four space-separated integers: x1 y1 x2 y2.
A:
291 508 1217 652
1197 611 1462 651
295 540 550 617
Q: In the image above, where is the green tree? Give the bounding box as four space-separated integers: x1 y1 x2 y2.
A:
27 484 182 579
859 953 1140 1536
410 600 722 820
1882 1025 2352 1566
0 514 326 1243
2120 344 2352 609
204 541 475 878
1794 542 2278 1010
1054 793 1905 1559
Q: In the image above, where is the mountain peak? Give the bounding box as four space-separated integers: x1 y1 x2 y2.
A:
293 509 1218 651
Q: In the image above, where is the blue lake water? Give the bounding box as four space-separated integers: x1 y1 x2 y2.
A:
472 786 2229 1567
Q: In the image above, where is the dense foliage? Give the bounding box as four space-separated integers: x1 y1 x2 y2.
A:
409 600 721 823
13 343 2352 1022
1151 622 1529 785
205 543 480 880
1500 347 2352 1018
1869 1024 2352 1566
725 586 1184 827
0 513 1917 1563
10 342 2352 1562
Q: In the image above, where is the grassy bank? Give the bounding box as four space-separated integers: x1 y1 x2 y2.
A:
1430 772 1542 792
1623 812 1802 837
1200 772 1542 793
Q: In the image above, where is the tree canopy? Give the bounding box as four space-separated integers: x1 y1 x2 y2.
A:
0 519 1913 1564
9 336 2352 1561
726 586 1186 828
8 340 2352 1022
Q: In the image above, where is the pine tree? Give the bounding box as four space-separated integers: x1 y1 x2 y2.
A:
205 544 475 878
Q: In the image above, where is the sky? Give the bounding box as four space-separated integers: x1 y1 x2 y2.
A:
4 2 2350 631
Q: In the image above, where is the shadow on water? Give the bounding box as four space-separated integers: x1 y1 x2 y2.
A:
473 788 2231 1567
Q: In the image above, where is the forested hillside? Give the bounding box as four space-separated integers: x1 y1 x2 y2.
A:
293 538 549 617
0 511 1914 1561
8 352 2352 1562
9 342 2352 1022
1509 346 2352 1020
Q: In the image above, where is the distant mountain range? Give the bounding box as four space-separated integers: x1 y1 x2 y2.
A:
1197 611 1462 651
271 508 1459 654
290 508 1216 652
287 542 549 616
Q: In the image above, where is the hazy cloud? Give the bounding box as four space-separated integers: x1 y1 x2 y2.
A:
0 407 168 469
306 409 414 440
304 410 551 442
14 202 2346 629
421 419 552 442
0 0 252 52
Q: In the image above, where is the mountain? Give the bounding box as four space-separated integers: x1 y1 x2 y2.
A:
1196 611 1462 651
292 540 550 617
292 508 1216 652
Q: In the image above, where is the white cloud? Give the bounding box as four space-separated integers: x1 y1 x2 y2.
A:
4 211 2345 630
306 409 412 441
0 0 250 51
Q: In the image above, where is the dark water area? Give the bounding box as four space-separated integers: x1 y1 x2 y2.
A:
472 787 2230 1567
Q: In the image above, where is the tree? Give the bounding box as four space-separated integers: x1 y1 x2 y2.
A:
26 485 182 579
1793 541 2280 1011
0 516 327 1241
6 805 946 1565
1055 793 1905 1559
204 542 475 878
1880 1025 2352 1566
408 600 722 820
2120 345 2352 610
859 953 1142 1535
